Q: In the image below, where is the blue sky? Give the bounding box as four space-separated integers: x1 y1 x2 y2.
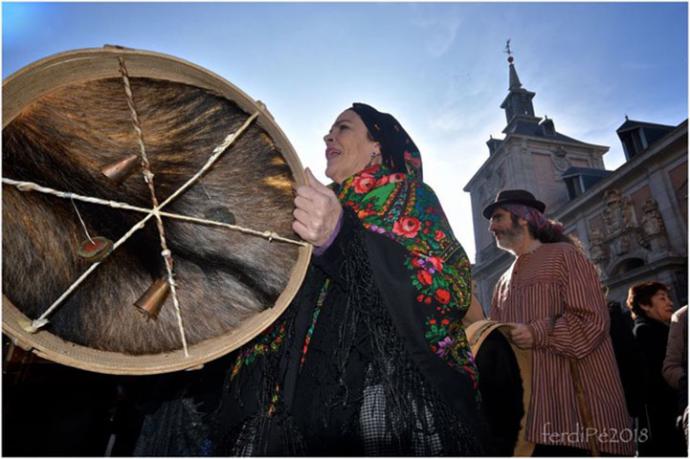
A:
3 2 688 262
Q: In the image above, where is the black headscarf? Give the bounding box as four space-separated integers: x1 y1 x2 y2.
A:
350 103 419 174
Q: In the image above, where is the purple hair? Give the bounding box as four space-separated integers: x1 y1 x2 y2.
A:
502 203 580 247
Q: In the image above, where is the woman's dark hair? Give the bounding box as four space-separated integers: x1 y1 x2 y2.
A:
362 130 403 172
371 132 405 173
350 103 412 174
626 281 669 318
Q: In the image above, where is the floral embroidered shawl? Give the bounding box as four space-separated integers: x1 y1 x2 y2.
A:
337 148 478 388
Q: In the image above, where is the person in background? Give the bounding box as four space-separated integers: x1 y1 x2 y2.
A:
485 189 634 456
627 281 686 456
607 299 643 420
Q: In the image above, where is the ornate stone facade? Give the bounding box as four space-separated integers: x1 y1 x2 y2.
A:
588 188 676 278
640 198 670 253
556 122 687 306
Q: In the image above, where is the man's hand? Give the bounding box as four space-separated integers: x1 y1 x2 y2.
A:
508 323 534 349
292 168 343 247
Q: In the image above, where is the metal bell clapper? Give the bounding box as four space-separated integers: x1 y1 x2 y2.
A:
133 278 170 320
100 154 140 185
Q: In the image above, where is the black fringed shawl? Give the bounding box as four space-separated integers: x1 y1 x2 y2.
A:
211 177 486 455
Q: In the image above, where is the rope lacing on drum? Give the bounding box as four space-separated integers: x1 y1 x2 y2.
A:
119 56 190 356
2 179 304 246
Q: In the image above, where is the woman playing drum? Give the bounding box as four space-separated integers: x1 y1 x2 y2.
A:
211 103 487 455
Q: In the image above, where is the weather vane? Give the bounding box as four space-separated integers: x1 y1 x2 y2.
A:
504 39 514 63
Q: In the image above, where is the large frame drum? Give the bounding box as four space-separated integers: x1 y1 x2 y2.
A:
2 46 311 375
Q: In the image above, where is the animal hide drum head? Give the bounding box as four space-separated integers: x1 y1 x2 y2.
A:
2 46 311 375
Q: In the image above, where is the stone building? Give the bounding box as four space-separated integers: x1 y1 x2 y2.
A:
464 55 688 311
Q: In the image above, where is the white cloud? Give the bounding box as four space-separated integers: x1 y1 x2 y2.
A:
407 5 464 58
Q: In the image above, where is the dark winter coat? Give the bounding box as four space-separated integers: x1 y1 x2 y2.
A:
633 315 686 456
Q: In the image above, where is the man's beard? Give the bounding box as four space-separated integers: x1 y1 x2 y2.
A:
494 223 524 252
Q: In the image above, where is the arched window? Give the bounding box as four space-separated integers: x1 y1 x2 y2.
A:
612 258 645 276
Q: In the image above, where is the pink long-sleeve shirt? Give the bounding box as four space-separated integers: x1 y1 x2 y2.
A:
490 242 635 455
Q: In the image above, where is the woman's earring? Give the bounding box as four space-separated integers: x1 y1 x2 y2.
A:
367 151 381 168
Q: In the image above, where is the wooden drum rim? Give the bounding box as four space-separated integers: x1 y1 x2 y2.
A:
2 46 312 375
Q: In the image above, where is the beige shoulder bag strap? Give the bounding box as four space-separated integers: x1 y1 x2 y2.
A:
569 359 600 456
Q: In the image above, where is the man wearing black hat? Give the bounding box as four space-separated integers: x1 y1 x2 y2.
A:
484 190 635 456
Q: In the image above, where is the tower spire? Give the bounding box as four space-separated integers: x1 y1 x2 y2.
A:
508 58 522 90
500 41 539 129
505 39 522 90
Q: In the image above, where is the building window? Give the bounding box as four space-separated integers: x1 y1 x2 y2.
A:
613 258 645 276
565 176 584 200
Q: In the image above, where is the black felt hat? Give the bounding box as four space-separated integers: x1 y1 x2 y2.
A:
482 189 546 219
